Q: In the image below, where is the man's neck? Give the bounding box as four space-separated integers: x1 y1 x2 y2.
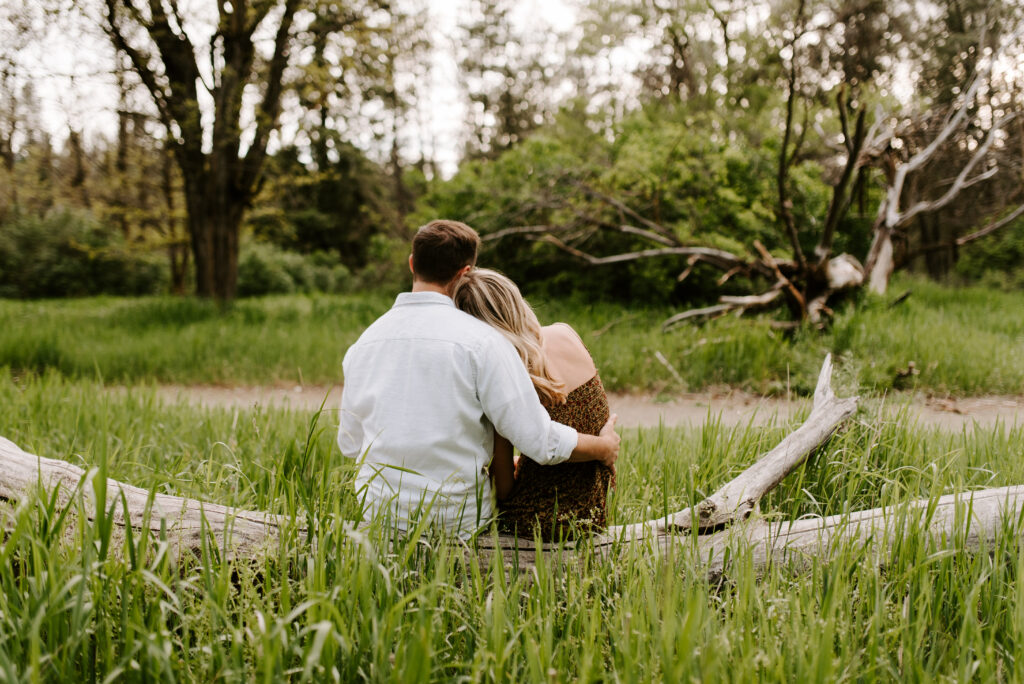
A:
411 280 451 297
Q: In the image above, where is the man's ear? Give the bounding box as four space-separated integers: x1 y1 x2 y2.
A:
444 264 474 296
408 254 415 276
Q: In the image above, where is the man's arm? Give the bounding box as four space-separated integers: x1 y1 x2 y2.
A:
336 356 365 459
568 414 619 467
477 336 618 467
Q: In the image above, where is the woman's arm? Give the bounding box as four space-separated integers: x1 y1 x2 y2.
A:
490 434 516 501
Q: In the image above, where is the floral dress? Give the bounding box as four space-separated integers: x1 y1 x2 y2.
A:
497 374 614 541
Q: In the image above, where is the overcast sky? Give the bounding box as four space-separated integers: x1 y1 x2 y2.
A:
4 0 600 178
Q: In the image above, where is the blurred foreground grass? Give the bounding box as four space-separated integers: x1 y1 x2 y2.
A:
2 371 1024 680
1 276 1021 395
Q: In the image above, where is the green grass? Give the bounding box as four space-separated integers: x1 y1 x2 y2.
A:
3 371 1024 681
1 277 1021 395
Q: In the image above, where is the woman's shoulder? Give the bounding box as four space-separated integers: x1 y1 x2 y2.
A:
541 322 596 389
542 321 585 345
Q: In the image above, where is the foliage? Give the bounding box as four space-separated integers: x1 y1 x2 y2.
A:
415 105 851 305
0 208 167 298
237 242 352 298
0 277 1021 394
953 218 1024 291
2 371 1024 680
248 144 394 271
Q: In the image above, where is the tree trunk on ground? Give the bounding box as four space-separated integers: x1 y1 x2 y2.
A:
0 436 287 561
5 358 1024 575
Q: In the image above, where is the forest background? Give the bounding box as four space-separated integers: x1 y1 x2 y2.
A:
2 0 1023 307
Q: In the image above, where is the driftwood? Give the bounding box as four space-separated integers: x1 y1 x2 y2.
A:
0 435 288 560
2 356 1023 577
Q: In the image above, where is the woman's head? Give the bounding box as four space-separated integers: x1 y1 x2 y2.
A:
453 269 566 405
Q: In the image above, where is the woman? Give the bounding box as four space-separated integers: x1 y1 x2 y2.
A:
452 268 614 541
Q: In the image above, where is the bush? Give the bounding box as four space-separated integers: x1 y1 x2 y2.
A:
236 242 352 297
953 215 1024 291
0 209 167 298
412 107 835 305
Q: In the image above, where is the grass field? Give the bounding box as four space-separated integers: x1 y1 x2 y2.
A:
1 281 1023 681
3 371 1024 681
1 276 1022 395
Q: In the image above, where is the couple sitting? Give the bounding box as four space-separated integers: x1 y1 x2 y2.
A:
338 219 620 541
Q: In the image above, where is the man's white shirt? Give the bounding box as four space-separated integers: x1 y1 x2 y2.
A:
337 291 579 537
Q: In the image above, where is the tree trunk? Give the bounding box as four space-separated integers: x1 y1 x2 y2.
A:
865 224 895 295
183 171 244 301
0 436 286 562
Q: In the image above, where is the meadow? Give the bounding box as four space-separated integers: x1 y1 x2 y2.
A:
1 276 1022 395
1 280 1024 681
2 371 1024 681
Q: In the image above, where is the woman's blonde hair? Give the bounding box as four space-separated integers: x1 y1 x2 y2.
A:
452 269 567 406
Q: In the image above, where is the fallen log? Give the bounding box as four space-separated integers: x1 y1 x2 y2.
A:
477 485 1024 575
0 435 288 560
3 356 1023 577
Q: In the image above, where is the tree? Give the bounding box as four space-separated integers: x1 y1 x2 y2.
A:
467 6 1023 324
458 0 566 159
102 0 304 300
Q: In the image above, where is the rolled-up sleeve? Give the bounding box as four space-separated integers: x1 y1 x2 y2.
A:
475 337 578 465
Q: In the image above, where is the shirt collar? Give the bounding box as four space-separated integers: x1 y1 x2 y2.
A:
393 291 455 308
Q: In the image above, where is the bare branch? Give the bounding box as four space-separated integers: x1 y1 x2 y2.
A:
956 203 1024 246
573 182 681 245
818 100 868 261
240 0 300 193
754 240 805 315
662 304 736 330
540 233 769 277
893 113 1014 228
777 54 808 270
481 224 573 242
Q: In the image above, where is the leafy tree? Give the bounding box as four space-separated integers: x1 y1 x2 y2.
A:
102 0 306 301
248 142 391 269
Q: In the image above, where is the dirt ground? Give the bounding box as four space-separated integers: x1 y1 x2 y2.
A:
144 384 1024 431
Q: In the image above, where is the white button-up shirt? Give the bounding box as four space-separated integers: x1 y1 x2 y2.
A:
337 291 579 537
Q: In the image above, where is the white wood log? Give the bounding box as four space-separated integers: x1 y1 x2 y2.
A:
0 436 287 560
474 486 1024 574
606 354 857 541
671 484 1024 579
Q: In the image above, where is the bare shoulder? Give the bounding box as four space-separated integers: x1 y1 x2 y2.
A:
541 322 586 351
541 323 596 389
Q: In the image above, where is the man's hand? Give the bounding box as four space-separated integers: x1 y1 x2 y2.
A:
568 413 620 466
598 414 620 467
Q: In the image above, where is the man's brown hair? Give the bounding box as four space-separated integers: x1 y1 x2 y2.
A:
411 220 480 284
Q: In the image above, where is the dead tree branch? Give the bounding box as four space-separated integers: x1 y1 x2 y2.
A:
0 436 288 561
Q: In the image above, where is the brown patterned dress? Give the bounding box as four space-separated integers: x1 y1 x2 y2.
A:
497 374 615 541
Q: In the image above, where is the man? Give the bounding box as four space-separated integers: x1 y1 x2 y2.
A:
338 219 620 537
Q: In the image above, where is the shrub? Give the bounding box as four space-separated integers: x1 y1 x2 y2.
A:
0 209 167 298
236 242 352 297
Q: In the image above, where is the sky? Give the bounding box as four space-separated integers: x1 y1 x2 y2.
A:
2 0 593 178
6 0 1020 178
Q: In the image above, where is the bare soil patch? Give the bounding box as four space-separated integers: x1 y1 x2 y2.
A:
143 384 1024 431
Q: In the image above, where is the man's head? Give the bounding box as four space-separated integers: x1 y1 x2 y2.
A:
410 220 480 290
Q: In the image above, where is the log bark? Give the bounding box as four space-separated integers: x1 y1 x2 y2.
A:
0 436 287 561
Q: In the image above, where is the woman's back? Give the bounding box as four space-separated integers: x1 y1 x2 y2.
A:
497 323 615 541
